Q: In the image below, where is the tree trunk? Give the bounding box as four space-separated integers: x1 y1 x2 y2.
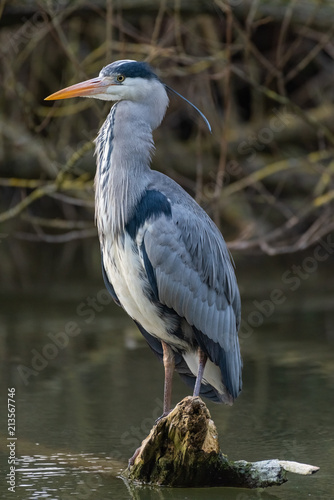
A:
124 396 319 488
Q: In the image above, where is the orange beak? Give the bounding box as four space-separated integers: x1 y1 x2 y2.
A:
45 77 112 100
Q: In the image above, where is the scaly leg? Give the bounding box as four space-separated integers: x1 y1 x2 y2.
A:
129 341 175 465
161 340 175 418
193 348 208 397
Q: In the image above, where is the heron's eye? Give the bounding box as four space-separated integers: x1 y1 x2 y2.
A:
116 75 125 83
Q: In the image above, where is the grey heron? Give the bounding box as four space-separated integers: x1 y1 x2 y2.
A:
45 60 242 418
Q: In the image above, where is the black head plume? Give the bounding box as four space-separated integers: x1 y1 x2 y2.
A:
165 85 212 133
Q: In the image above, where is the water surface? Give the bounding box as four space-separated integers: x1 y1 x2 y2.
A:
1 257 333 499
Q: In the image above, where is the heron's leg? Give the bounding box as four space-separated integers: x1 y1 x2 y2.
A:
193 348 208 397
161 340 175 417
130 342 174 464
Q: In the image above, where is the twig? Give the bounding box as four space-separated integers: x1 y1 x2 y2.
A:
0 185 57 223
221 150 332 199
212 3 233 224
20 214 94 229
231 65 334 145
15 228 97 243
285 24 334 83
0 179 93 223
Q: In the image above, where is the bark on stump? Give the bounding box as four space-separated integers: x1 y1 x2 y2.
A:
124 396 319 488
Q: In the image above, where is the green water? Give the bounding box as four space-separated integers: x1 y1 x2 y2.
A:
1 255 333 499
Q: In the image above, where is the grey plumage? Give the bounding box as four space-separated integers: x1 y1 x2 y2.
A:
138 174 242 399
46 59 242 410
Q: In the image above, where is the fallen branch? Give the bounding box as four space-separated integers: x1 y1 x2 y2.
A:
124 396 319 488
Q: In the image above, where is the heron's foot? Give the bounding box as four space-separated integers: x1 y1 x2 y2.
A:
128 446 141 467
155 410 171 423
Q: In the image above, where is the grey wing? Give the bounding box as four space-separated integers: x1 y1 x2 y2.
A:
142 205 242 398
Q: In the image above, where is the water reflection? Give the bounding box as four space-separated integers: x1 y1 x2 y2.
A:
17 453 119 500
1 272 333 499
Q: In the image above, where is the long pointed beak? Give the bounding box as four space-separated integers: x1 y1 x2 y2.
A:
45 77 112 100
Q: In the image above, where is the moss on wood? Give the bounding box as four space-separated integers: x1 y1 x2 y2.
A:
124 396 318 488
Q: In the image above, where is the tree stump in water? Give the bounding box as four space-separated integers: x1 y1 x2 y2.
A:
124 396 319 488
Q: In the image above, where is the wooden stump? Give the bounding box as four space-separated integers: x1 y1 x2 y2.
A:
124 396 319 488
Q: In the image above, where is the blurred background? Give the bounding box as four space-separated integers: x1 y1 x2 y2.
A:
1 1 334 499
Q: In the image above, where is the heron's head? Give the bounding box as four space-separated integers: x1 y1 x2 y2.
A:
45 59 211 132
46 60 163 101
45 60 169 129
